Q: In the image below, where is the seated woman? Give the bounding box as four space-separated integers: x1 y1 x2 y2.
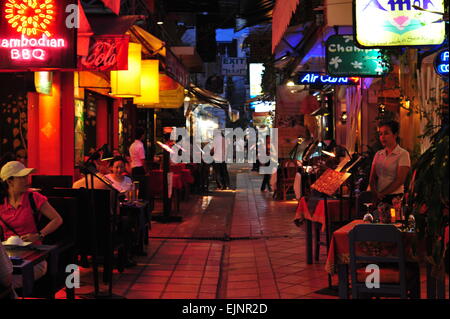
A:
105 156 133 194
0 161 63 289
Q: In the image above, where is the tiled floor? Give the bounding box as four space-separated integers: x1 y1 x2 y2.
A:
55 164 449 299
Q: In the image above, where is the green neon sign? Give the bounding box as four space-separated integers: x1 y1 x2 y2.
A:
326 35 390 77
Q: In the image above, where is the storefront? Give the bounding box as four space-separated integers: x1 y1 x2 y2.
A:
0 0 78 176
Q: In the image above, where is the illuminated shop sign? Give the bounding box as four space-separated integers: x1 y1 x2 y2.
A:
297 73 360 85
434 49 449 80
326 34 390 77
354 0 446 47
0 0 77 70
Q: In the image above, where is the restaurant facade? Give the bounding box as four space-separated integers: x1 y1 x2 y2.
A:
0 0 193 181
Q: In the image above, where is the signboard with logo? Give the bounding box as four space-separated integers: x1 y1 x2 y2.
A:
296 73 360 85
221 57 247 76
0 0 77 70
79 35 129 71
354 0 446 47
434 49 448 81
326 34 390 77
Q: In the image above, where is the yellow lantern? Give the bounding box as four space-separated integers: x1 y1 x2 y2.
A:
134 60 160 106
110 42 142 97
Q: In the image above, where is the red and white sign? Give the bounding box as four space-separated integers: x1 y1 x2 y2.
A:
0 0 77 70
79 35 129 71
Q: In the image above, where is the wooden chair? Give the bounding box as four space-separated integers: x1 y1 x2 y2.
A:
43 188 126 285
31 196 78 299
279 159 299 200
349 224 420 299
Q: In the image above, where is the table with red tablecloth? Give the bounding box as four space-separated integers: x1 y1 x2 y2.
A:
295 196 355 232
326 220 448 299
295 196 356 264
147 170 183 196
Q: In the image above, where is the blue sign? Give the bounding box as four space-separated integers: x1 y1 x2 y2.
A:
434 49 449 80
297 73 360 85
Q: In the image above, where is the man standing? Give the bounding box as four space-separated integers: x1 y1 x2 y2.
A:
129 127 147 198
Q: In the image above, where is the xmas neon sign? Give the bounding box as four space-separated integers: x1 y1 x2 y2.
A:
0 0 76 69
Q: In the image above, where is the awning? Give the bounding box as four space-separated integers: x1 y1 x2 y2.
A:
273 23 310 68
78 0 94 56
128 25 166 58
87 15 143 36
236 0 275 31
100 0 121 15
188 84 230 110
272 0 300 53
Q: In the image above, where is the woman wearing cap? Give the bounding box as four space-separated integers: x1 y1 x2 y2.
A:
0 161 63 288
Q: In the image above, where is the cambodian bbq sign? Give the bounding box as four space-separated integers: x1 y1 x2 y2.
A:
354 0 446 47
326 35 390 77
0 0 77 70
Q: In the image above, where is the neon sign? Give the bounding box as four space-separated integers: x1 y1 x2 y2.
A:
354 0 446 47
297 73 360 85
0 0 76 70
5 0 55 37
434 49 449 80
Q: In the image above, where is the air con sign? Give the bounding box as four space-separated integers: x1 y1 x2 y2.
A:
354 0 446 47
0 0 77 70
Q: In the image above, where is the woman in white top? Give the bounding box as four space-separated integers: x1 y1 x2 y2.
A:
369 120 411 205
105 157 133 193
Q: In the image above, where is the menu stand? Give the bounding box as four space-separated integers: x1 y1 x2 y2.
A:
311 169 351 294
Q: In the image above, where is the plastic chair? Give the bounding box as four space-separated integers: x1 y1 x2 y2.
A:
349 224 420 299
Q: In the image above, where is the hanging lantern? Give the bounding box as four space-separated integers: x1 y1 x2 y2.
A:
110 42 142 97
34 72 53 95
134 60 160 107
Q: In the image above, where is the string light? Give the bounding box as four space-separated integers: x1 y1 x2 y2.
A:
5 0 55 37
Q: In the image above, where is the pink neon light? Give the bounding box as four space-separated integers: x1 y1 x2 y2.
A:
11 48 47 61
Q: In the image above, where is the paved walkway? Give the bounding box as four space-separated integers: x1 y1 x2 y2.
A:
57 165 447 299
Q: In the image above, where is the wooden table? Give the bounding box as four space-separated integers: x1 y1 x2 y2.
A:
6 244 58 297
120 200 150 255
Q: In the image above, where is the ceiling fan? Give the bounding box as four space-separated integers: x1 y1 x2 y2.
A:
412 5 449 23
